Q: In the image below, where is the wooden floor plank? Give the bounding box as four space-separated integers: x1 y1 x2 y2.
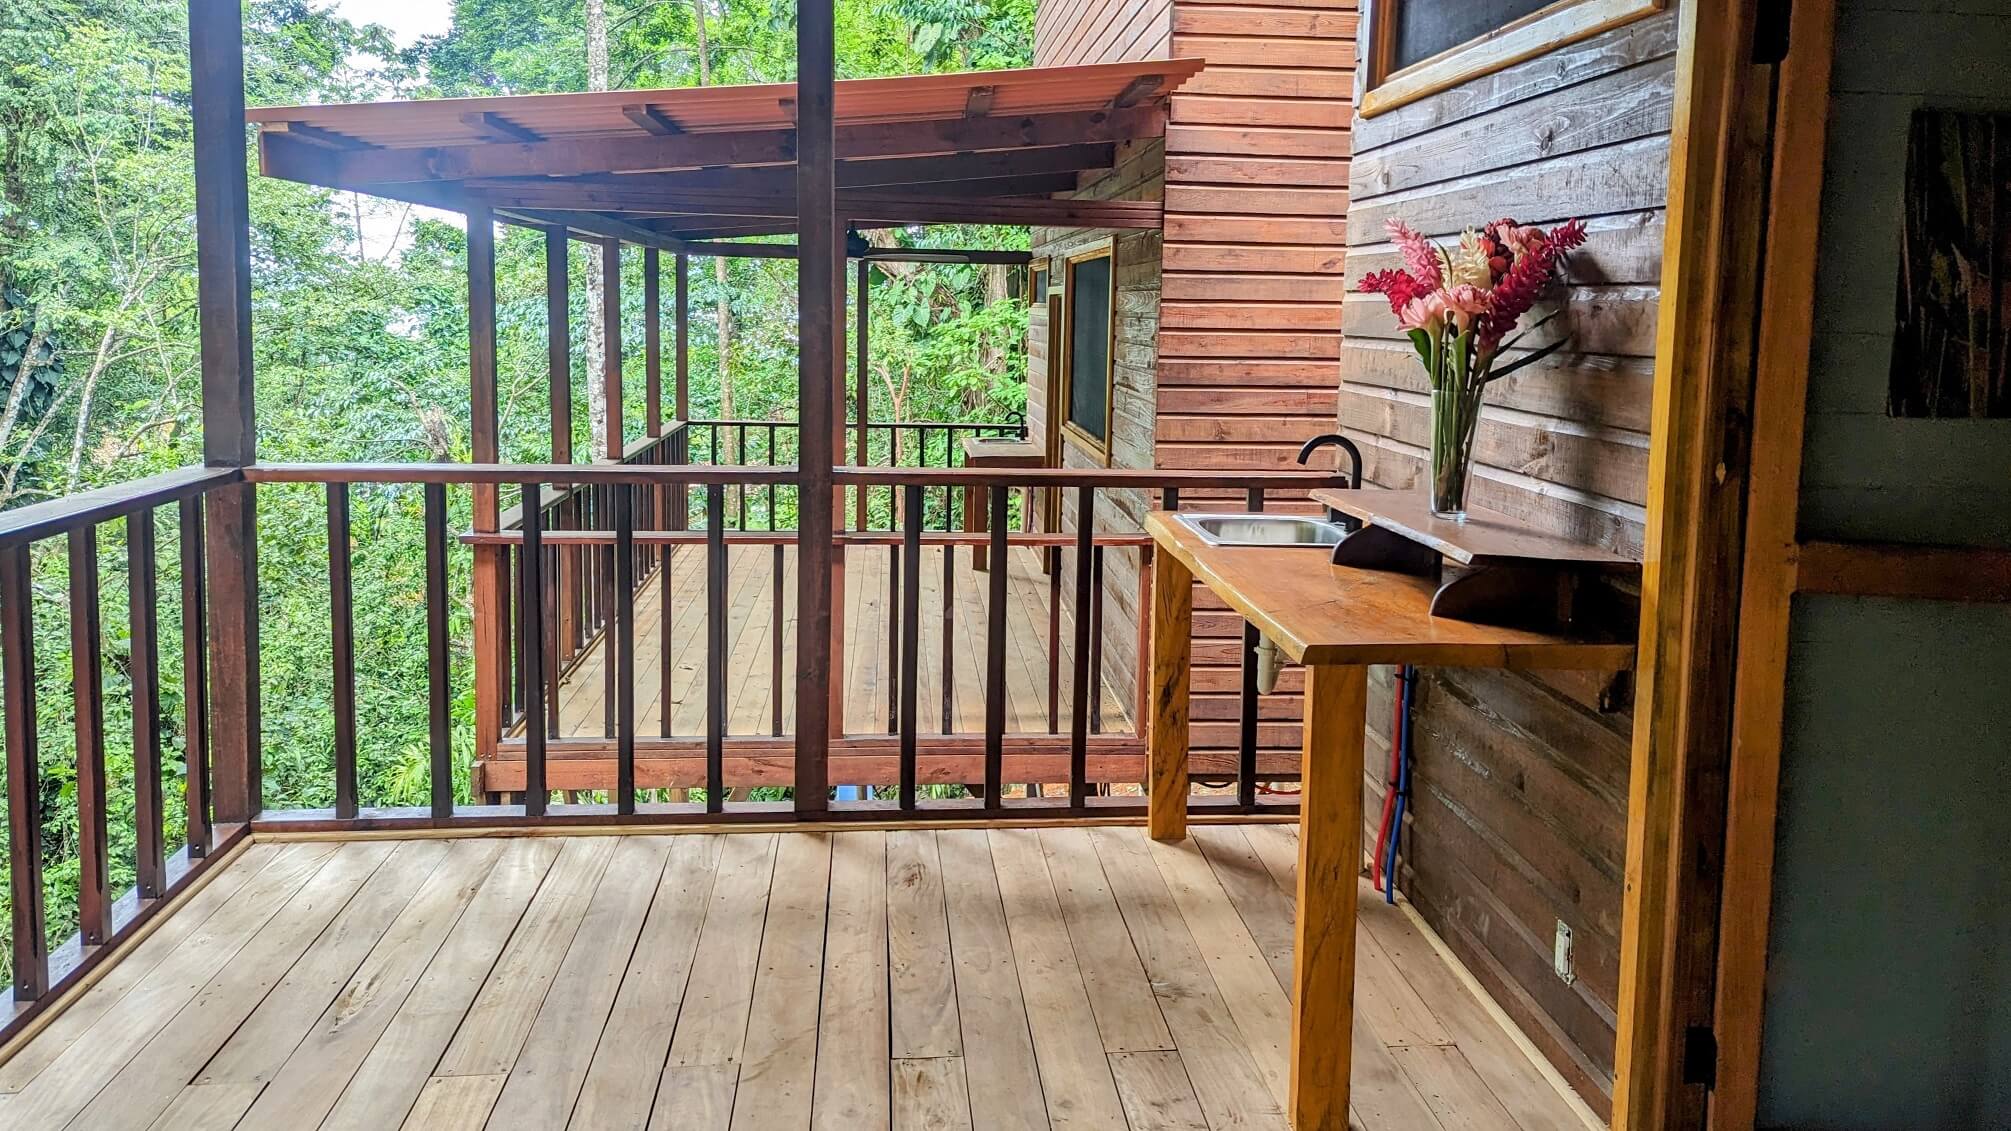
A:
729 832 833 1130
1035 829 1174 1055
812 831 891 1131
1147 833 1293 1113
986 829 1128 1130
0 841 288 1095
937 828 1048 1131
66 840 401 1131
235 838 504 1130
320 837 563 1131
143 1082 261 1131
651 1064 739 1131
893 1057 973 1131
197 840 453 1089
490 835 674 1131
401 1073 506 1131
0 842 340 1124
666 832 779 1070
1388 1044 1522 1131
1107 1050 1210 1131
435 836 618 1077
888 829 961 1059
572 835 724 1131
1088 827 1286 1131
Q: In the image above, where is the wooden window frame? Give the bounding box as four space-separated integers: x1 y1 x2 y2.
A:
1058 241 1117 466
1360 0 1667 118
1029 261 1049 306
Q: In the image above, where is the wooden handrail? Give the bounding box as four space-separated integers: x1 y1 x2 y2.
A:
0 466 241 548
461 529 1158 547
244 462 800 485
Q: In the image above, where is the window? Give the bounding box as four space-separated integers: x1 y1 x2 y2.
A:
1362 0 1665 118
1029 262 1048 305
1061 247 1115 460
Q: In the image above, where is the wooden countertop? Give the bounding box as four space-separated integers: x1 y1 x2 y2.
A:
1145 511 1636 670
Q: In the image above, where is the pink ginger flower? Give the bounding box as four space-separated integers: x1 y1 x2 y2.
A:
1396 291 1449 335
1442 284 1492 334
1385 219 1443 287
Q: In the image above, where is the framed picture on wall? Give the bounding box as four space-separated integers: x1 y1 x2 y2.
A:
1889 109 2011 418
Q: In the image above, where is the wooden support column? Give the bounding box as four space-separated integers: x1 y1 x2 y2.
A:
1146 546 1192 841
469 205 504 766
673 250 690 530
644 247 662 438
547 227 573 464
854 257 870 528
602 238 623 461
1290 663 1367 1130
190 0 259 825
794 0 838 812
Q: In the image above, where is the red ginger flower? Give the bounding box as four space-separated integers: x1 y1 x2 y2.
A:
1357 268 1427 317
1477 218 1586 351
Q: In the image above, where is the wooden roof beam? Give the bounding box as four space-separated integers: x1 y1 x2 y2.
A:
964 85 996 117
264 105 1163 186
622 104 682 135
1111 74 1164 108
262 121 366 149
461 112 543 142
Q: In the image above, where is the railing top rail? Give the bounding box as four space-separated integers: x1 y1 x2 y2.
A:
681 417 1023 430
460 529 1159 547
835 466 1351 490
0 465 241 548
245 463 802 486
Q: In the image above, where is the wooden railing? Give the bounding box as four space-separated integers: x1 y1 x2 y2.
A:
0 466 244 1041
0 459 1346 1042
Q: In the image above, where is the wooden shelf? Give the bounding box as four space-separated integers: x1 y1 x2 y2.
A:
1310 487 1639 568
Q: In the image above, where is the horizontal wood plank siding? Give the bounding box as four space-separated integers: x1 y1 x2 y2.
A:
1338 9 1679 1112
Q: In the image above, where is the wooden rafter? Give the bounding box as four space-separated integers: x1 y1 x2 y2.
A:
622 104 681 135
461 111 543 142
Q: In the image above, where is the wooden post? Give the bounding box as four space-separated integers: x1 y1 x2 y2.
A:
1146 547 1192 841
1290 662 1366 1129
602 238 623 461
854 257 870 528
469 205 504 766
645 247 662 439
547 227 573 464
793 0 838 812
190 0 260 824
673 250 690 530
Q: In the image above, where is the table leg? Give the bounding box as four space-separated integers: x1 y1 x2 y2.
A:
1146 549 1193 841
1290 662 1367 1129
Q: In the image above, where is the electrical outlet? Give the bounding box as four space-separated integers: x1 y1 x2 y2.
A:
1553 920 1576 985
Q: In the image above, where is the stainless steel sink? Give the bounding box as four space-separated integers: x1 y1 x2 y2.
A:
1176 512 1348 548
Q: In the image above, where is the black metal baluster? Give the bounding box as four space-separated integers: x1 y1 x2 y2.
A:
705 483 726 813
985 486 1007 807
771 543 785 738
522 483 548 817
3 545 48 998
602 532 616 741
899 485 921 811
328 485 358 821
423 483 453 818
1047 546 1061 735
940 534 955 734
178 497 209 855
887 540 899 735
69 527 108 943
614 485 636 813
767 423 778 529
660 529 674 741
1239 487 1263 809
1089 546 1105 736
1069 486 1093 807
736 426 748 529
129 509 164 897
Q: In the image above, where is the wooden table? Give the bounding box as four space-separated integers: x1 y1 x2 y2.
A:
1142 510 1634 1129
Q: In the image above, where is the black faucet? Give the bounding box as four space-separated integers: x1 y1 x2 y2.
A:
1297 433 1363 528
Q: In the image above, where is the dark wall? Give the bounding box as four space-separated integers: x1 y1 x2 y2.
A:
1758 1 2011 1124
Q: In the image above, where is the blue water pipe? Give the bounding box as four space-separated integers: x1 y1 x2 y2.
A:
1383 665 1413 905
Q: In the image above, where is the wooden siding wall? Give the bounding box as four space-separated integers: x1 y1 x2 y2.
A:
1339 11 1680 1112
1032 140 1165 714
1035 0 1171 65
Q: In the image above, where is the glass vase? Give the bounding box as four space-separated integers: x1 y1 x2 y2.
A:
1429 385 1481 521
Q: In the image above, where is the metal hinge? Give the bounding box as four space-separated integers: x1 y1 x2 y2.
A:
1684 1025 1719 1088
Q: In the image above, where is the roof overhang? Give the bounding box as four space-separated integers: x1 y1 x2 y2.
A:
248 60 1200 245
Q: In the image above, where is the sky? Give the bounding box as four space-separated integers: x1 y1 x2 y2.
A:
324 0 453 48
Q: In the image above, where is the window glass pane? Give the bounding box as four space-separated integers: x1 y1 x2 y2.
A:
1031 266 1047 303
1392 0 1554 71
1067 255 1112 443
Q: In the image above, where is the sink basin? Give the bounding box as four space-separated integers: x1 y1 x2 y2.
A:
1176 513 1348 548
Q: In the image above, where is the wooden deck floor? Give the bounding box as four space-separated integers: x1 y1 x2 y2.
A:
548 543 1133 738
0 826 1596 1131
